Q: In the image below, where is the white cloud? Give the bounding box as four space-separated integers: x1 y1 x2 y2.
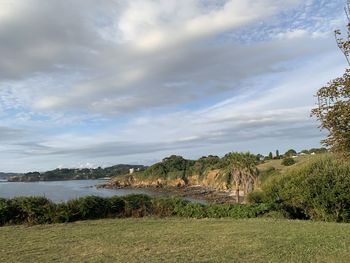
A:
119 0 301 51
0 0 347 172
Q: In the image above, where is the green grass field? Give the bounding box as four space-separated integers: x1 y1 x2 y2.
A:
256 155 314 188
1 218 350 263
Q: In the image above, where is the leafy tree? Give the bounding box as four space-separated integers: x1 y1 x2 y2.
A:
276 150 280 159
226 152 259 203
256 154 264 161
311 1 350 158
309 148 328 154
311 70 350 157
285 149 297 157
268 152 273 159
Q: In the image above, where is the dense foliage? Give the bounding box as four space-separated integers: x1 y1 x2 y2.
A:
9 164 147 182
138 153 260 203
284 149 297 157
143 155 226 180
143 155 192 179
0 194 269 226
311 3 350 158
281 157 296 166
257 155 350 222
300 148 328 155
311 69 350 157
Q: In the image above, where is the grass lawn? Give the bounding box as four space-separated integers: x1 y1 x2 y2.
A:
1 218 350 263
256 155 315 188
257 155 312 173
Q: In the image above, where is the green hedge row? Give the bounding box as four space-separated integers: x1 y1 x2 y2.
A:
0 194 269 226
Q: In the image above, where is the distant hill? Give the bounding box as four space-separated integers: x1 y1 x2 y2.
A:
0 172 23 179
7 164 147 182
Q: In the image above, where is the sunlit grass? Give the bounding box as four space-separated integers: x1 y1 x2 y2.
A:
1 218 350 262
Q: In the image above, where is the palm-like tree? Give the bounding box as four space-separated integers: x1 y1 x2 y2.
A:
226 152 259 203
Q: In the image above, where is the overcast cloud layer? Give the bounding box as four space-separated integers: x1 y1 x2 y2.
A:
0 0 347 172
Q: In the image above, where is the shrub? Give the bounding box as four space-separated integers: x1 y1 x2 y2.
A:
151 198 189 217
7 197 55 225
281 158 296 166
263 155 350 222
53 203 70 223
247 191 266 204
0 194 271 226
205 204 231 218
109 196 125 217
176 203 206 218
0 198 10 226
66 196 110 221
205 204 269 219
123 194 152 217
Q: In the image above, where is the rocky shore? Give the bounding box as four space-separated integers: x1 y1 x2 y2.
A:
98 182 240 204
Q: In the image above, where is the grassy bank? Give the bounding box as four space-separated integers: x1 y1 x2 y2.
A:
1 218 350 262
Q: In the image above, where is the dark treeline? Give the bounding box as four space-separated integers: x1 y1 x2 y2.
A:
0 195 269 226
8 164 147 182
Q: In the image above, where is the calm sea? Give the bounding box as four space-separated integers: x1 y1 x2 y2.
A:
0 179 205 203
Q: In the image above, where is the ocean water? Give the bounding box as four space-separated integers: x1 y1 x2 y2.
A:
0 179 206 203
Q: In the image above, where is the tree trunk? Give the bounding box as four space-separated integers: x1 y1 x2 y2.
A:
235 182 240 204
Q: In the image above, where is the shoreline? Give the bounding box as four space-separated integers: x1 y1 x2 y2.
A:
99 183 239 204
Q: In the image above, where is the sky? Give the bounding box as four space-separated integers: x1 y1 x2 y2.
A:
0 0 348 172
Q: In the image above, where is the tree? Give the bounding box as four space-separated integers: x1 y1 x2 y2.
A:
276 150 280 159
311 0 350 158
227 152 259 203
285 149 297 157
311 71 350 157
268 152 273 159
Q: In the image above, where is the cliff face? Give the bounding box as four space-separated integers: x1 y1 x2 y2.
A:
188 170 231 191
109 169 234 192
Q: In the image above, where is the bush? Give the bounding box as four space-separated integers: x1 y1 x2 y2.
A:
176 203 206 218
281 158 296 166
247 191 266 204
7 197 55 225
151 198 189 217
53 203 70 223
0 194 271 226
263 155 350 222
109 196 125 217
0 198 10 226
65 196 110 221
123 194 152 217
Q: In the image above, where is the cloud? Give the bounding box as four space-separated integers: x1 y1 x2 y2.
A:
0 0 119 79
0 0 347 172
118 0 301 51
0 126 24 141
33 32 335 114
1 0 306 115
